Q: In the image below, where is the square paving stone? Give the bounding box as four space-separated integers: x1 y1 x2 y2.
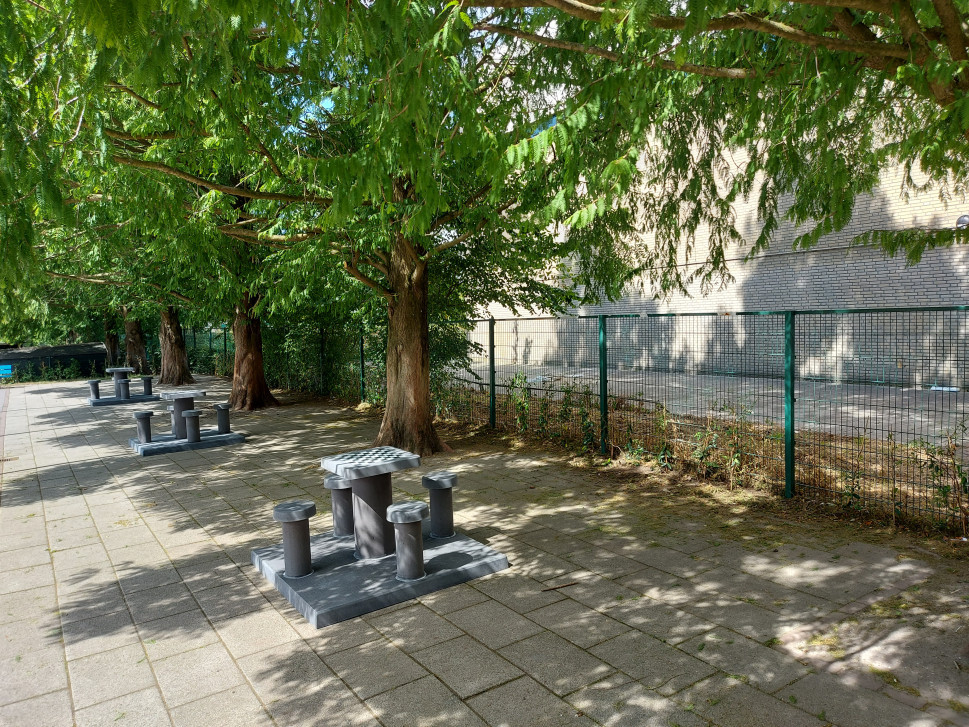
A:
567 677 708 727
169 684 273 727
0 564 55 595
617 567 696 606
524 598 631 649
466 676 596 727
471 572 566 614
680 627 810 692
778 673 943 727
412 635 523 698
550 572 642 612
324 638 428 700
0 689 73 727
0 586 57 626
67 643 155 709
589 631 717 696
136 609 221 661
682 595 789 643
677 675 826 727
445 600 543 649
367 675 488 727
193 582 271 622
499 632 615 696
565 548 646 579
305 618 383 657
123 581 198 624
605 597 715 645
0 646 68 708
74 687 169 727
367 604 463 653
61 609 139 661
152 642 246 707
418 583 491 615
212 608 301 658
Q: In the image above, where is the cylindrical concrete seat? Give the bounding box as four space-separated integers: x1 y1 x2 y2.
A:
87 380 101 400
133 411 154 444
167 405 176 432
387 501 429 581
324 473 354 537
422 471 457 539
140 376 153 395
182 409 202 443
213 403 231 434
273 500 317 578
118 379 131 400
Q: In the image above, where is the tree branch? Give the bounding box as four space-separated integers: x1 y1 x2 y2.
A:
112 155 332 205
46 272 194 303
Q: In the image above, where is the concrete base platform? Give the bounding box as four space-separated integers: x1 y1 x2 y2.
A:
251 527 509 628
128 430 246 456
89 394 161 407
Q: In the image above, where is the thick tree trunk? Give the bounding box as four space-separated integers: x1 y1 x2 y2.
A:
228 293 279 410
103 318 120 367
124 318 149 374
374 239 444 455
158 306 195 386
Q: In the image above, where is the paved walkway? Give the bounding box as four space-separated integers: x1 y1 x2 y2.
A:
1 378 967 726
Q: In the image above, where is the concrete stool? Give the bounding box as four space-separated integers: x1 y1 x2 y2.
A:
387 501 429 581
87 380 101 399
213 403 231 434
273 500 317 578
324 473 354 537
140 376 153 395
118 378 131 400
182 410 201 443
422 471 457 539
133 411 154 444
167 405 176 432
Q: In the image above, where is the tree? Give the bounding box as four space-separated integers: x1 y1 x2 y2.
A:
6 1 638 453
460 1 969 292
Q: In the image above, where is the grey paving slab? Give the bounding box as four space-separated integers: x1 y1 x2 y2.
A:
445 600 544 649
367 603 463 653
168 684 273 727
589 630 718 696
677 675 825 727
152 642 246 707
67 642 155 709
499 631 615 696
418 582 491 615
73 687 172 727
136 610 221 661
471 572 566 614
323 637 428 700
0 689 74 727
779 673 944 727
412 635 523 699
680 627 811 692
466 676 597 727
212 608 301 658
567 676 708 727
367 675 488 727
524 598 631 649
0 645 68 707
605 596 716 645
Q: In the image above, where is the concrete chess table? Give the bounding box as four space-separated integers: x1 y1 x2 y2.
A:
252 445 509 628
88 368 160 407
321 446 421 560
129 390 245 456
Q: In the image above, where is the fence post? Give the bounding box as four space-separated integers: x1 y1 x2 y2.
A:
784 311 796 498
599 315 608 455
359 330 366 403
488 318 496 428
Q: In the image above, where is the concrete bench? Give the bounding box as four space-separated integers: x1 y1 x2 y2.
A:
324 473 354 538
87 380 101 400
182 410 202 443
422 471 457 539
273 501 317 578
213 403 231 434
139 376 153 396
133 411 154 443
387 501 429 581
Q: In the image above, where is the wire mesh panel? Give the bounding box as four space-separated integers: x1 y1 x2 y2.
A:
795 310 969 529
436 320 490 423
611 314 786 487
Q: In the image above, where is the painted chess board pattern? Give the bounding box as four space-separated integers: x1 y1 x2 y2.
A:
320 446 421 479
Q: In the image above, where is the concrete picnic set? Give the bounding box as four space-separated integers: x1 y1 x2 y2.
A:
252 445 509 628
87 367 161 406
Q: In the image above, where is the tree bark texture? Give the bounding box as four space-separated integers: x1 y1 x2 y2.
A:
374 238 444 455
124 318 149 374
228 292 279 410
103 318 120 368
158 306 195 385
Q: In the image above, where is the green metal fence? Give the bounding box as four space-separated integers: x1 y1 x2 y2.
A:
438 308 969 532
